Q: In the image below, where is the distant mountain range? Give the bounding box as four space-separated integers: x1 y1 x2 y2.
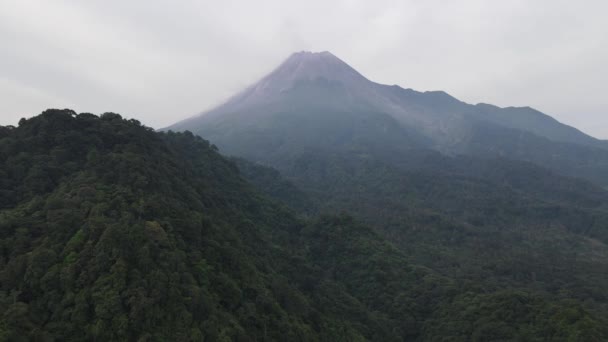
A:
167 51 608 187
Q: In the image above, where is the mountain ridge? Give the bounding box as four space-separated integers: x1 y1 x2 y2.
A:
6 110 608 340
168 51 604 150
166 51 608 186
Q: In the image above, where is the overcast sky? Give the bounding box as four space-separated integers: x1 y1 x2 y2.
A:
1 0 607 137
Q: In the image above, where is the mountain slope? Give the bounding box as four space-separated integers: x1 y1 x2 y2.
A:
165 52 608 327
167 51 608 187
471 103 607 149
0 109 424 340
3 110 608 340
0 110 325 340
169 52 430 166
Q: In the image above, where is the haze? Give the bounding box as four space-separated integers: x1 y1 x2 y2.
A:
1 0 607 138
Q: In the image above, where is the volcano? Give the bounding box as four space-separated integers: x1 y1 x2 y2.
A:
167 51 608 186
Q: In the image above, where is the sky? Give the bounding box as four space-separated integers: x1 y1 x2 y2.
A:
1 0 607 138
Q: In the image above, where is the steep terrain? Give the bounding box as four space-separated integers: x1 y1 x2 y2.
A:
168 51 608 187
164 51 608 340
3 110 607 340
238 150 608 315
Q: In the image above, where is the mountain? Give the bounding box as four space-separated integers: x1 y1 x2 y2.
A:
8 109 607 341
0 110 441 341
167 51 608 187
166 51 608 291
3 110 608 340
164 52 608 339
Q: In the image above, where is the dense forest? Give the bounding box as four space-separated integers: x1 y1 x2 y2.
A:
1 110 608 341
240 147 608 331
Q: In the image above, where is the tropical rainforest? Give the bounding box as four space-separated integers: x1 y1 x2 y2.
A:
1 110 608 341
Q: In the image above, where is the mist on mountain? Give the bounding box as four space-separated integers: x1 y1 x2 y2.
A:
168 51 608 187
3 51 608 341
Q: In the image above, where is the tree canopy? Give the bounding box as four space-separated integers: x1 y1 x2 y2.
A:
1 110 607 341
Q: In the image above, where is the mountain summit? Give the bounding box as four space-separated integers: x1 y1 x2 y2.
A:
263 51 369 86
176 51 383 123
167 51 608 185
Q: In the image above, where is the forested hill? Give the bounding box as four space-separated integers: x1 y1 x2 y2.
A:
1 110 607 341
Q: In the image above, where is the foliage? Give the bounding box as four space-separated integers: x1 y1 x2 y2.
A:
235 135 608 340
1 110 607 341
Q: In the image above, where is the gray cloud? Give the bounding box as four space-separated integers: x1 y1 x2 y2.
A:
1 0 607 137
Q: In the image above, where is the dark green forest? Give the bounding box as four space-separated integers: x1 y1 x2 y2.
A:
1 110 608 341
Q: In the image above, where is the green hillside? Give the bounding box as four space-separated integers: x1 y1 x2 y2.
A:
2 110 606 341
237 149 608 337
